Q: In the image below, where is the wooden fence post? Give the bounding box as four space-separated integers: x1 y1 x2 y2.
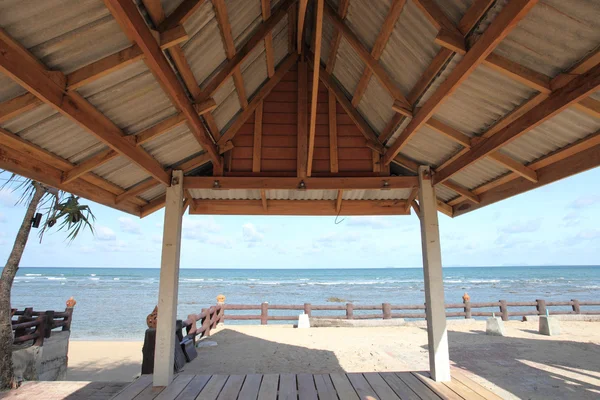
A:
382 303 391 319
499 300 508 321
210 307 218 330
304 303 311 317
44 310 54 338
536 299 547 316
34 316 45 346
201 308 211 336
261 302 268 325
346 303 354 319
462 293 471 319
571 299 580 314
64 307 74 331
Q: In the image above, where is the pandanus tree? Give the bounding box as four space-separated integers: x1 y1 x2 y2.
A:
0 172 95 389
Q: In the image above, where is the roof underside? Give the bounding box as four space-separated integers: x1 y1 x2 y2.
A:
0 0 598 218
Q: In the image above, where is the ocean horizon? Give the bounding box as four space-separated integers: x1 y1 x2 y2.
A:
11 265 600 340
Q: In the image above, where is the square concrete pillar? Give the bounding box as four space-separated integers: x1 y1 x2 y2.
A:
539 316 560 336
486 317 505 336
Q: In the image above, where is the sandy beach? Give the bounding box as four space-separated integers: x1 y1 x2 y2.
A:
66 319 600 399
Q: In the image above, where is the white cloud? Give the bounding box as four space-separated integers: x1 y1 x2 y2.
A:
576 229 600 240
498 219 541 234
118 217 141 235
0 188 16 207
95 226 116 241
346 216 393 229
242 223 263 244
569 195 600 209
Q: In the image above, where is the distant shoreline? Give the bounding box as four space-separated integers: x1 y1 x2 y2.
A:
17 265 600 270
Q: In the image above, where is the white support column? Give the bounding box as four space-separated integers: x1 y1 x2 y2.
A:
154 170 184 387
418 166 451 382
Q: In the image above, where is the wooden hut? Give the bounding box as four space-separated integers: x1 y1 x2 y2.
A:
0 0 598 388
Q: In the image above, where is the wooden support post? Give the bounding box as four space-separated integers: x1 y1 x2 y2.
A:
536 299 547 316
463 299 471 319
153 170 184 387
304 303 312 317
346 303 354 319
382 303 392 319
499 300 508 321
418 165 450 382
261 302 269 325
572 299 581 314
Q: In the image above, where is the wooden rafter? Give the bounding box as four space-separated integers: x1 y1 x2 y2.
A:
323 2 411 109
184 176 418 190
325 0 350 73
405 187 419 212
352 0 406 107
106 0 221 170
260 189 268 211
458 0 495 36
306 0 324 177
383 0 538 165
115 178 158 204
158 0 208 32
213 0 249 109
297 0 309 54
0 93 42 124
335 190 344 213
253 101 263 173
328 89 339 173
0 28 171 185
62 149 119 184
298 59 308 178
435 63 600 185
261 0 276 78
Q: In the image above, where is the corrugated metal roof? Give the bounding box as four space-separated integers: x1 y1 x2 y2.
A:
400 124 463 168
161 0 184 16
342 188 412 200
379 0 440 96
142 124 204 167
268 190 338 200
493 0 600 78
500 106 600 165
434 64 536 136
272 16 289 67
416 53 462 107
591 91 600 102
436 184 459 202
211 76 242 133
190 189 262 200
0 73 26 103
241 42 268 98
345 0 392 51
433 0 473 25
77 60 177 135
93 156 151 190
0 0 130 74
183 1 228 87
140 184 166 202
451 157 511 190
357 78 395 134
226 0 262 50
318 13 335 65
332 37 366 97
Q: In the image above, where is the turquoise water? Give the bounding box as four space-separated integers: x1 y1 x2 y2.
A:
11 266 600 340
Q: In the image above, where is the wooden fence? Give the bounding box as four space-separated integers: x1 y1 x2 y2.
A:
11 306 74 346
182 304 224 339
221 299 600 325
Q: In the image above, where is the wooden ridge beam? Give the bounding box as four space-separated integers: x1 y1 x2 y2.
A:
0 27 171 185
106 0 221 169
184 176 418 190
261 0 276 78
158 0 208 32
307 0 324 177
323 2 411 109
217 53 298 147
198 0 297 100
325 0 350 73
191 199 410 215
62 149 119 184
435 63 600 184
384 0 538 165
352 0 406 107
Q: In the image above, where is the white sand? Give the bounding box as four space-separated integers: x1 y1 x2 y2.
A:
67 320 600 399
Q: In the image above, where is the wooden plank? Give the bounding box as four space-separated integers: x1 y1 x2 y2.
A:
325 0 350 73
155 374 194 400
435 63 600 185
411 372 463 400
253 101 264 173
396 373 440 400
131 383 165 399
260 189 268 211
363 372 401 399
458 0 495 36
329 374 359 400
0 93 41 124
278 374 297 400
383 0 538 165
414 0 462 35
335 189 343 213
116 178 159 204
488 152 538 183
444 380 486 400
176 376 213 400
574 97 600 120
307 0 324 177
184 176 418 190
313 374 338 400
135 113 188 146
297 373 318 400
107 0 221 169
261 0 275 78
62 148 118 184
551 49 600 90
442 181 480 204
217 375 246 400
297 0 309 53
451 369 503 400
257 374 278 400
238 374 262 400
407 48 453 105
159 0 208 31
197 375 229 400
346 373 379 399
297 59 308 178
379 372 420 400
112 375 153 400
328 89 339 173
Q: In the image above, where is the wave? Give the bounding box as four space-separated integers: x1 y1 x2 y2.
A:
25 274 42 276
469 279 500 283
113 278 120 280
90 277 100 281
183 278 205 282
445 280 463 283
90 274 96 277
47 277 66 281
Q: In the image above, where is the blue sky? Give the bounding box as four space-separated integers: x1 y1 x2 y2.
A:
1 168 599 269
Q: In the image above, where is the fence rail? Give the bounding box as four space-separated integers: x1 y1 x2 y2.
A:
182 304 224 339
11 306 74 347
220 298 600 324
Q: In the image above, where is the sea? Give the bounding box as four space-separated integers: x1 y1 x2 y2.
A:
10 266 600 340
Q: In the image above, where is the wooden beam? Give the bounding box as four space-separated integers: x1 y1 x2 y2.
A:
441 180 480 204
551 49 600 90
62 149 119 184
323 2 411 109
106 0 221 169
288 4 297 52
140 194 167 217
158 0 208 31
458 0 495 36
435 63 600 184
414 0 462 35
217 53 298 147
0 93 42 124
488 151 538 183
260 189 268 211
135 113 188 145
297 0 309 54
115 178 159 204
352 0 406 107
307 0 324 177
335 189 344 213
0 28 171 185
325 0 350 73
191 199 410 215
253 101 263 173
328 89 339 173
384 0 538 165
405 186 419 212
198 0 296 100
184 176 418 190
573 97 600 120
176 152 213 172
298 59 308 178
261 0 276 78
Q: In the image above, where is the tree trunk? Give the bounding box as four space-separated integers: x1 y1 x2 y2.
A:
0 183 44 389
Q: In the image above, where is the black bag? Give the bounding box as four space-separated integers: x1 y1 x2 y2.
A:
181 335 197 362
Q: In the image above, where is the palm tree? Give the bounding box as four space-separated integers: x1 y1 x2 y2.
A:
0 172 95 389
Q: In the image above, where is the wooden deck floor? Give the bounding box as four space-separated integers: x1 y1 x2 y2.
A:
110 370 503 400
